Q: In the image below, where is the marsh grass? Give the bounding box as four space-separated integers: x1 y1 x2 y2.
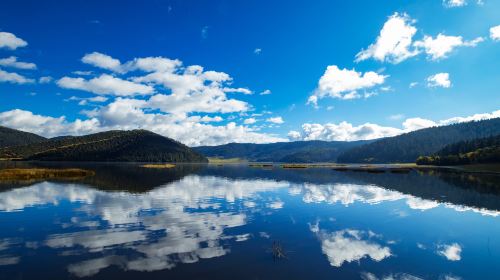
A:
140 164 176 169
0 168 94 181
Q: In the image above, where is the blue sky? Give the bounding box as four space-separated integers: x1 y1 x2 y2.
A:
0 0 499 146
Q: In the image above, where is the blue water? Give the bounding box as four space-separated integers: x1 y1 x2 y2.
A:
0 163 499 279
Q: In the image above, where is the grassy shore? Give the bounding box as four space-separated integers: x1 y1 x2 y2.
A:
207 157 248 164
140 164 176 169
0 168 95 181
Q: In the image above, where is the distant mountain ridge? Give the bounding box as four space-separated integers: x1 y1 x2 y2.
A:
337 118 500 163
0 128 207 162
0 126 47 148
193 140 372 163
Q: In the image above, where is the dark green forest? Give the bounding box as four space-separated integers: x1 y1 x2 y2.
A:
0 129 207 162
337 118 500 163
416 134 500 165
193 140 371 162
0 126 47 149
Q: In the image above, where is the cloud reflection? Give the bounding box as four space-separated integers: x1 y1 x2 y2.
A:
311 225 392 267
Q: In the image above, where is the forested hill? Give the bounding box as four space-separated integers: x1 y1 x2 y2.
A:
416 134 500 165
0 126 47 148
0 129 207 162
337 118 500 163
193 140 371 162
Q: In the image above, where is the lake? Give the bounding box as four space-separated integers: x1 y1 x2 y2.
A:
0 163 499 279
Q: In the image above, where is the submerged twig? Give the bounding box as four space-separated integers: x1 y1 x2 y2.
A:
271 240 288 260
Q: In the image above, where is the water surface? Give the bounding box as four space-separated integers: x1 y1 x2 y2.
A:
0 163 499 279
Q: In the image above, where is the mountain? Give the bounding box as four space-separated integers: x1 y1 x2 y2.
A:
416 134 500 165
337 118 500 163
193 140 371 163
0 129 207 162
0 126 47 149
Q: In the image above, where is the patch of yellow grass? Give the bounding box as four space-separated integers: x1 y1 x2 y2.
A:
208 157 247 164
281 164 308 169
140 164 176 169
0 168 94 181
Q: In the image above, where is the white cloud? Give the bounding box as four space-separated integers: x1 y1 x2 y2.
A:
259 89 271 95
414 34 483 60
244 118 257 125
490 25 500 41
57 74 155 96
0 69 34 84
81 52 124 73
427 72 451 88
0 105 286 146
289 109 500 141
409 82 418 88
402 117 437 131
0 32 28 50
314 228 392 267
291 122 402 141
311 65 387 103
224 87 252 94
254 48 262 54
129 56 182 73
443 0 467 8
0 109 99 137
355 13 419 64
0 56 36 70
437 243 462 261
68 96 108 106
39 76 53 84
72 70 93 76
199 116 223 122
266 116 284 124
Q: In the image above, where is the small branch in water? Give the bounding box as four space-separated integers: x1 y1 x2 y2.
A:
271 240 288 260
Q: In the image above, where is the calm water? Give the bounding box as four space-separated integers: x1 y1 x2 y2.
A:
0 163 500 280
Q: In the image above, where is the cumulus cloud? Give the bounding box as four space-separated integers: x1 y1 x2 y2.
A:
39 76 53 84
288 109 500 141
427 73 451 88
224 87 252 94
0 56 36 70
0 104 286 145
0 109 99 137
443 0 467 8
437 243 462 261
490 25 500 41
0 32 28 50
25 51 285 145
0 69 34 84
57 74 155 96
259 89 271 95
266 117 284 124
244 118 257 125
414 34 483 60
310 65 387 103
81 52 124 73
290 122 401 141
254 48 262 54
355 13 419 63
67 96 108 106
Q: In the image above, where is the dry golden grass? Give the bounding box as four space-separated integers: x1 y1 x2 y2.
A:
281 164 308 169
0 168 94 181
140 164 176 169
